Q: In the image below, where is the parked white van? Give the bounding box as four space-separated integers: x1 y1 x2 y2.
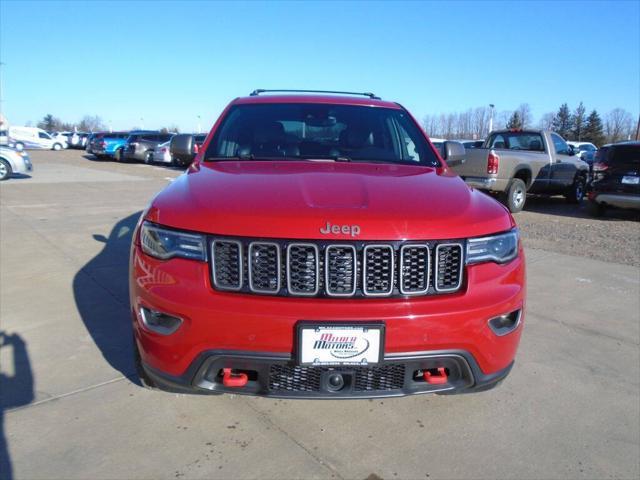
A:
8 126 67 150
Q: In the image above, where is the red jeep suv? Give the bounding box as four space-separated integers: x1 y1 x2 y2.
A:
130 90 525 398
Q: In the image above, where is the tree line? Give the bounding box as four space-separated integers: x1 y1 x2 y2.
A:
32 114 180 134
423 103 638 146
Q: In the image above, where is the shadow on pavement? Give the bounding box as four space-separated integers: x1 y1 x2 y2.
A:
72 212 143 384
0 331 35 480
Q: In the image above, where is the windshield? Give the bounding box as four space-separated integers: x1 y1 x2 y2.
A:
205 104 440 166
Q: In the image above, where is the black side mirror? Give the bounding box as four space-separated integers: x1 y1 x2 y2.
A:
170 134 196 164
442 141 466 166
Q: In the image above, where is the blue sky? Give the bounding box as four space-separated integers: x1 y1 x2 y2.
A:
1 0 638 131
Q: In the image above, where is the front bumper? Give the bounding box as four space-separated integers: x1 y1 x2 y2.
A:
131 244 525 397
140 348 514 398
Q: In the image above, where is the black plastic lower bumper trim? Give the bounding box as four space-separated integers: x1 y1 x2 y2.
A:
141 349 514 399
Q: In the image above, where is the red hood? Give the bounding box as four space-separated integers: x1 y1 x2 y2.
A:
146 161 513 240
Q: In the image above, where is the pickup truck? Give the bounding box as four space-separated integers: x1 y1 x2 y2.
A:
450 129 589 212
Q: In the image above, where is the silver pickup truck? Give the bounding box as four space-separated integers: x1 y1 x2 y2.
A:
449 129 589 212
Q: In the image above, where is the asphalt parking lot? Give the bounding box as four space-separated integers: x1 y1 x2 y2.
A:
1 150 639 480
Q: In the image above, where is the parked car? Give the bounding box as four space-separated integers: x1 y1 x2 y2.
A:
91 132 130 160
122 132 174 163
588 141 640 216
0 129 24 151
567 141 597 161
0 145 33 181
8 126 67 150
158 133 206 166
68 132 90 149
450 129 589 212
455 139 484 149
86 132 105 154
131 89 525 398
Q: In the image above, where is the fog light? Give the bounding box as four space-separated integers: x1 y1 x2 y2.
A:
139 307 182 335
488 309 521 336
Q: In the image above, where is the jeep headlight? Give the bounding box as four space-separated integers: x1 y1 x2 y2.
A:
466 229 519 265
140 221 206 261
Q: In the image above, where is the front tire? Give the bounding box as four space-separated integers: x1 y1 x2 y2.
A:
144 151 153 164
565 176 586 204
52 143 62 151
14 142 24 151
503 178 527 213
0 159 12 181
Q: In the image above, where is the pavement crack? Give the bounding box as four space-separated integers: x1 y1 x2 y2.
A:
6 375 131 413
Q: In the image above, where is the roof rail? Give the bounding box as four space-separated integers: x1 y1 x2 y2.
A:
249 89 381 100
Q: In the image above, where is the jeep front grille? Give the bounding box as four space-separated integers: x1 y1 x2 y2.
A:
435 244 463 292
210 238 464 298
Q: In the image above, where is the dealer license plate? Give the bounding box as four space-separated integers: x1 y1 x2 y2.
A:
298 324 383 366
622 176 639 185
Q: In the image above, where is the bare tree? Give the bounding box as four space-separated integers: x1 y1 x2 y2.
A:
77 115 106 132
516 104 532 128
605 108 633 143
538 112 555 130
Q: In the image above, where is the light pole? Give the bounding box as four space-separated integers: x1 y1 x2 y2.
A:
197 115 201 134
488 104 495 134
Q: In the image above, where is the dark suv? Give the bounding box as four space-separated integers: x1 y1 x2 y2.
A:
123 132 174 163
588 141 640 216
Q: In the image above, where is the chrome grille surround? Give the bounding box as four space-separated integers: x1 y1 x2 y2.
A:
211 240 243 291
209 238 464 298
399 244 430 295
434 243 464 292
248 242 281 294
325 245 357 297
362 244 395 296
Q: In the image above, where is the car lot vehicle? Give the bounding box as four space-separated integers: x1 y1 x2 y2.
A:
85 132 103 154
0 145 32 180
8 126 67 150
455 139 483 149
68 132 90 149
161 133 207 166
131 90 526 399
0 129 24 151
123 132 174 163
92 132 130 160
451 129 589 212
588 141 640 216
567 141 597 161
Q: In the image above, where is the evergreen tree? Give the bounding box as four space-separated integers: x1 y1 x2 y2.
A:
572 102 586 141
506 111 523 129
552 103 572 138
37 114 57 132
582 110 605 146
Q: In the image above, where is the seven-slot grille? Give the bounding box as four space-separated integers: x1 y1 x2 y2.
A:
211 239 464 297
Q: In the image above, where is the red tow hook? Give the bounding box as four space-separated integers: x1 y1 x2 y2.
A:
424 367 448 385
222 368 248 388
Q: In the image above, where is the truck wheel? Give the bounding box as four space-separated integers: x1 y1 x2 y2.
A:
53 143 62 151
0 159 12 181
565 176 585 204
587 199 605 217
504 178 526 213
14 142 24 151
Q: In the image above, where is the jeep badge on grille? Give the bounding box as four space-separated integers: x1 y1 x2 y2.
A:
320 221 361 237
